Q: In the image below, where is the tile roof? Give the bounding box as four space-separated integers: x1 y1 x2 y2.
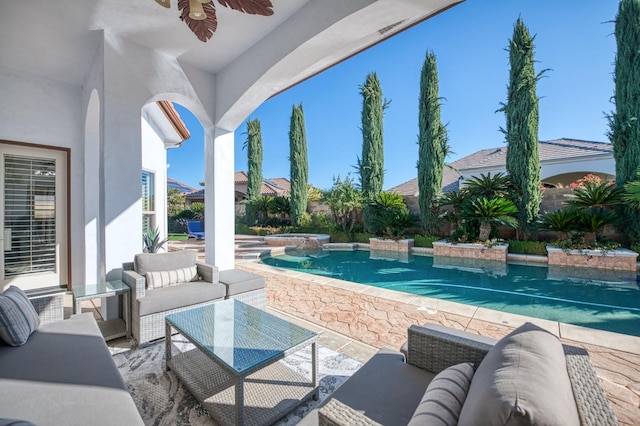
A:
389 138 612 196
166 178 198 193
186 172 290 200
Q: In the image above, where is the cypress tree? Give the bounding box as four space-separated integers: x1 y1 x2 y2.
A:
609 0 640 242
359 72 386 230
417 51 448 235
289 103 308 226
244 118 263 223
501 18 542 239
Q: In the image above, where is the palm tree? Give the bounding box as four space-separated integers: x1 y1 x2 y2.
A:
463 172 511 199
463 197 518 241
269 196 290 220
564 181 623 210
368 192 415 237
572 209 618 245
623 168 640 209
537 209 575 241
245 195 273 224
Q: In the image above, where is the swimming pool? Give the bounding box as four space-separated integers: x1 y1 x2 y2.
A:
261 249 640 337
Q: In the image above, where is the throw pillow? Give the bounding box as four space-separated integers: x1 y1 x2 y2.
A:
0 286 40 346
407 362 475 426
146 265 199 289
458 322 580 426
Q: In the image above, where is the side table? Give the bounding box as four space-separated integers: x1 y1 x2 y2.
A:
73 280 131 341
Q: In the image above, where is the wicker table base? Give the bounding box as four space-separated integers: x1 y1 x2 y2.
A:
165 301 319 426
167 347 318 425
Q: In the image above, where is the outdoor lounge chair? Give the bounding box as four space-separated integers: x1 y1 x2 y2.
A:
187 220 205 239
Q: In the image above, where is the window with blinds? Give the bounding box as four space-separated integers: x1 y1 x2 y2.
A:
3 155 57 277
142 170 155 234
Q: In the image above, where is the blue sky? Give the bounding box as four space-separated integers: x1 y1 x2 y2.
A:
169 0 619 192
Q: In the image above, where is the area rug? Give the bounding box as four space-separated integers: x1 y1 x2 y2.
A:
113 337 362 425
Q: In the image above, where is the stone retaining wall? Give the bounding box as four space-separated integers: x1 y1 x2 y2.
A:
369 238 414 252
432 241 508 262
546 246 638 271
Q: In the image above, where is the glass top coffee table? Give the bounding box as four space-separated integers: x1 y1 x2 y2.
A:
165 299 318 426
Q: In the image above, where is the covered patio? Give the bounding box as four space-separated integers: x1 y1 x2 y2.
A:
0 0 464 296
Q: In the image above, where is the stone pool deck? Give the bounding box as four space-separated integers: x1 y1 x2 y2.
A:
171 236 640 425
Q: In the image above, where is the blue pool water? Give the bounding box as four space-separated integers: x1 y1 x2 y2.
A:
261 249 640 337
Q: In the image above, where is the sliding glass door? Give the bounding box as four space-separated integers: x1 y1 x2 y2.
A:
0 144 68 290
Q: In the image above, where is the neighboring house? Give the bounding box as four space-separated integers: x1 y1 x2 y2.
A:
390 138 615 214
0 0 462 306
234 171 291 202
391 138 615 195
183 172 291 205
167 178 197 194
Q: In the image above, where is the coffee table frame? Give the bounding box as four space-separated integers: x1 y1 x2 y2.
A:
165 302 318 425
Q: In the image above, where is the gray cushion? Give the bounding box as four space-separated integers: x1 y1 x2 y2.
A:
138 281 226 316
219 269 265 296
134 250 197 276
0 286 40 346
407 362 475 426
301 349 436 426
458 322 580 426
0 313 143 425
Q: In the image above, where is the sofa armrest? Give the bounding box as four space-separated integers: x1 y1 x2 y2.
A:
407 324 494 374
122 269 146 300
563 345 618 426
196 262 219 283
319 399 383 426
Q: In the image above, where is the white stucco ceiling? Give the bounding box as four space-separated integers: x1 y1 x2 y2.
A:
0 0 309 86
0 0 462 91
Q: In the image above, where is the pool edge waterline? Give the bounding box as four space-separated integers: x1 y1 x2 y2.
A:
247 253 640 354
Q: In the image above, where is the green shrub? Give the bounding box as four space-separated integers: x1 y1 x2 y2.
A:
311 211 334 229
353 232 375 243
296 212 313 228
630 242 640 254
235 223 256 235
507 240 547 256
329 230 351 243
414 234 440 248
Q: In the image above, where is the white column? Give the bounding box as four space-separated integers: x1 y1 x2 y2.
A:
205 128 235 271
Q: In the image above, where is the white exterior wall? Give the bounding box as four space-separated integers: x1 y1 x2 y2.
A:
0 68 86 288
141 117 168 243
459 155 615 188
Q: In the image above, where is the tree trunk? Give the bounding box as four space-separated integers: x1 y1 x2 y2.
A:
479 222 492 241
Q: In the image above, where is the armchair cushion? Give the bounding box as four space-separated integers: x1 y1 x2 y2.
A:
145 265 199 289
407 362 475 426
0 287 40 346
458 322 580 426
137 281 226 316
134 251 197 276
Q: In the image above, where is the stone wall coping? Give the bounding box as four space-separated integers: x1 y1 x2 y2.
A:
546 245 639 258
432 240 509 251
368 237 415 243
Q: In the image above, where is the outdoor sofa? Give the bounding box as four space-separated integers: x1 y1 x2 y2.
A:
301 322 617 426
122 250 266 346
0 287 143 426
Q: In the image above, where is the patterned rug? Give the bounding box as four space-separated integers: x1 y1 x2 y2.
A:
113 338 362 425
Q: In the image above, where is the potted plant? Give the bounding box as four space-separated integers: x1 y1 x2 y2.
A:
142 227 169 253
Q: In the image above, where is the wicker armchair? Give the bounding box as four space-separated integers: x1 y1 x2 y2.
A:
122 251 226 346
315 324 617 426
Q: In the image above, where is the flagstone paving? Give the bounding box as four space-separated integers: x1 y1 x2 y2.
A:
172 236 640 425
245 262 640 425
